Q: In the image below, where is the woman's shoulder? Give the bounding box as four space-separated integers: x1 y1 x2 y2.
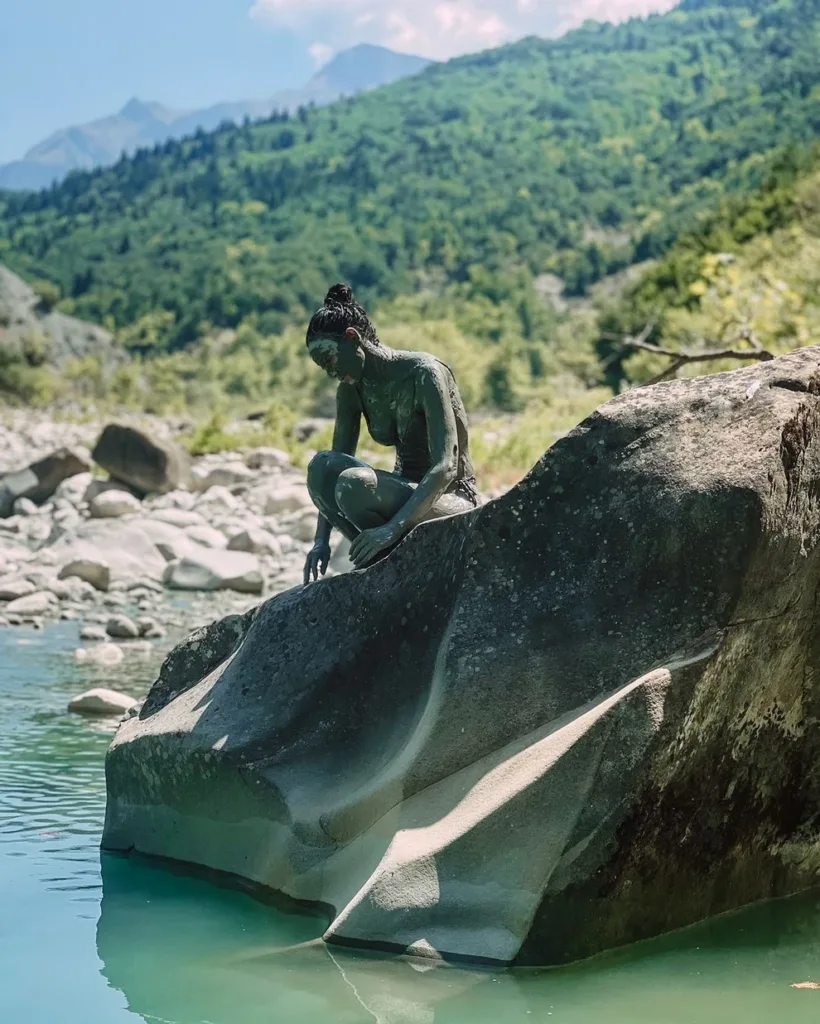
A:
392 351 452 385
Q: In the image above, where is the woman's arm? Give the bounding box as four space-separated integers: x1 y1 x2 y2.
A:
306 385 361 581
349 365 457 567
391 366 458 534
312 383 362 545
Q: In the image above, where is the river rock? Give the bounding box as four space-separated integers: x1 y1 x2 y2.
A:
75 644 125 667
47 577 97 602
136 616 166 639
184 525 227 549
6 591 58 615
194 486 240 514
149 508 206 529
105 348 820 967
106 615 140 640
193 463 256 491
262 482 312 516
53 472 93 506
49 521 167 584
280 508 318 543
79 624 109 642
90 490 142 519
227 527 283 557
148 490 196 512
92 424 191 496
0 576 37 601
246 446 290 470
13 497 39 516
0 446 92 517
69 687 135 714
162 548 263 594
58 557 111 592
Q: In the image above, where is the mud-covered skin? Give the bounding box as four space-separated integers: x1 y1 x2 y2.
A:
305 336 478 575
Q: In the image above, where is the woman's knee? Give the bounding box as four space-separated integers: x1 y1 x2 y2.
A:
307 450 347 500
334 466 377 516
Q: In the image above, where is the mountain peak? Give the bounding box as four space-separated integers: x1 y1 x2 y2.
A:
119 98 156 122
310 44 431 95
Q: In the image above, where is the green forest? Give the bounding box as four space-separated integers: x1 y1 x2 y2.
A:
1 0 819 482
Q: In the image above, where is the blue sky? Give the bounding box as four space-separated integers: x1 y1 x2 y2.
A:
1 0 676 164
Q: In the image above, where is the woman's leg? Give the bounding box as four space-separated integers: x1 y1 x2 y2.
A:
307 450 476 539
306 451 415 540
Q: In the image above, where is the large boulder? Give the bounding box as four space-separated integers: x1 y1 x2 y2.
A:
0 447 91 517
104 348 820 967
92 424 191 496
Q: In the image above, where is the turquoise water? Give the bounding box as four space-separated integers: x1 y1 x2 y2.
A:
2 625 820 1023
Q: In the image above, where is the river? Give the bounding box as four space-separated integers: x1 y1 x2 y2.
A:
1 623 819 1023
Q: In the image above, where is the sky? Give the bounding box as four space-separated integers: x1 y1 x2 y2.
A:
1 0 677 165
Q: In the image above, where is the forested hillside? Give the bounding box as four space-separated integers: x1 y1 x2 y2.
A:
2 0 819 351
602 142 820 386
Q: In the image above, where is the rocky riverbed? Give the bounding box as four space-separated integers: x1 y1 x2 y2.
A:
0 411 349 662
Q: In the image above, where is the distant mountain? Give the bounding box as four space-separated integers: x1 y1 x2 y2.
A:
0 45 430 191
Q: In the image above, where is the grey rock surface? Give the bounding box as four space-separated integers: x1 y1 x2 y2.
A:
90 490 142 519
92 423 191 496
162 548 263 594
104 347 820 966
0 447 91 517
106 614 140 640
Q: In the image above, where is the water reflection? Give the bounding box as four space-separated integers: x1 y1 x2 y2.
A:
4 625 820 1024
97 849 820 1024
97 853 499 1024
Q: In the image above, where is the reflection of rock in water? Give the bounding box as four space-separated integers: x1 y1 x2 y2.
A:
96 852 509 1024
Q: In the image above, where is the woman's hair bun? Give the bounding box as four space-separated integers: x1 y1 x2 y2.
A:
325 283 354 306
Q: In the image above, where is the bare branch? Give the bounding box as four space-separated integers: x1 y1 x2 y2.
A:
625 338 774 364
615 324 774 386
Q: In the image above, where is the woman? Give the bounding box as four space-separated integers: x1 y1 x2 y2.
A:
303 283 479 581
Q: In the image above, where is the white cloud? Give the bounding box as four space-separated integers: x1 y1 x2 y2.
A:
308 41 335 66
249 0 678 61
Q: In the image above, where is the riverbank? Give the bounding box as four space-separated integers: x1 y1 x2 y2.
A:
0 410 353 665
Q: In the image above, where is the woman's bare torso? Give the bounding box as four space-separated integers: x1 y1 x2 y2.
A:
353 354 477 495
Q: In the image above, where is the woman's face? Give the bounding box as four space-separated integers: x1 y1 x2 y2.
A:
308 332 364 385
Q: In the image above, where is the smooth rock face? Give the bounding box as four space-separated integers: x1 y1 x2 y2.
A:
69 688 136 714
104 348 820 967
92 424 191 496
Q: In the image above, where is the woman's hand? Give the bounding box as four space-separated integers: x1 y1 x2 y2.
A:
303 541 331 584
349 523 402 569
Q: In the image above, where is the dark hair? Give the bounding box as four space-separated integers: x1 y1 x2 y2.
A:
306 283 380 346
